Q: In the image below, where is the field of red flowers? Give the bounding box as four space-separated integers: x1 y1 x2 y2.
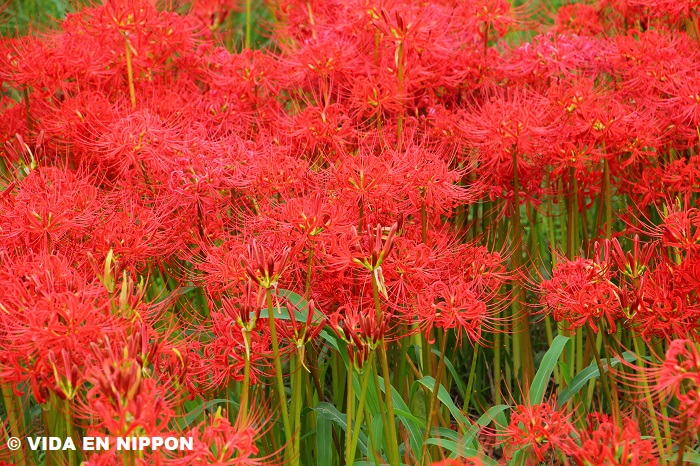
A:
1 0 700 464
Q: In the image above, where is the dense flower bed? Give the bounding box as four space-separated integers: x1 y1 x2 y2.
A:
1 0 700 464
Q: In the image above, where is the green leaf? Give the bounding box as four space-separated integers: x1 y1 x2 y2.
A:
415 376 470 427
431 347 467 399
459 404 510 452
557 352 638 406
666 451 700 464
530 335 570 405
316 407 333 465
312 402 368 456
377 377 425 462
431 427 460 441
254 288 325 324
424 438 498 465
179 399 237 429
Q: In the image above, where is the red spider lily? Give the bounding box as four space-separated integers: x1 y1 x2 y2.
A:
555 4 604 36
166 412 267 465
539 252 623 333
275 298 326 366
329 305 387 368
656 339 700 401
207 290 271 387
629 263 700 340
429 459 485 466
572 414 658 466
84 336 175 437
417 277 490 345
327 222 400 274
0 166 101 253
240 240 291 290
504 402 577 462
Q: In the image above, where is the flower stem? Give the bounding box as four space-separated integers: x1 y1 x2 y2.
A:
346 359 355 461
266 289 295 464
291 353 304 463
1 384 27 466
585 324 613 421
348 354 374 465
245 0 252 49
422 332 448 464
511 148 534 388
463 344 479 411
632 337 666 461
371 271 400 466
239 333 251 424
124 37 136 109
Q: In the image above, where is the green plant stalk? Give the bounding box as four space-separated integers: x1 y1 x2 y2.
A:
364 394 380 466
511 148 535 387
124 37 136 109
348 354 374 466
396 40 404 149
463 344 479 411
122 450 136 466
371 266 400 466
586 330 603 408
493 214 508 404
265 290 295 465
421 201 428 244
676 415 689 466
576 329 584 374
291 354 304 464
564 171 578 383
599 331 622 426
421 333 449 464
376 345 400 466
585 324 613 419
63 398 77 466
304 247 315 298
245 0 252 49
346 358 355 462
396 325 409 399
24 87 32 134
303 367 317 464
632 337 666 461
371 363 391 462
1 384 27 466
239 336 251 424
604 158 612 238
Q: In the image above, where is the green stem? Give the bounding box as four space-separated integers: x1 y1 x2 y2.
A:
245 0 252 48
396 41 404 149
463 344 479 411
421 201 428 244
291 354 304 463
370 270 400 465
632 338 666 462
1 384 27 466
348 354 374 466
604 158 612 238
124 37 136 109
304 247 314 298
64 398 77 466
511 148 534 387
239 330 252 424
422 333 448 464
266 290 295 464
346 358 355 462
377 345 400 466
585 325 613 420
24 87 32 135
676 415 689 466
